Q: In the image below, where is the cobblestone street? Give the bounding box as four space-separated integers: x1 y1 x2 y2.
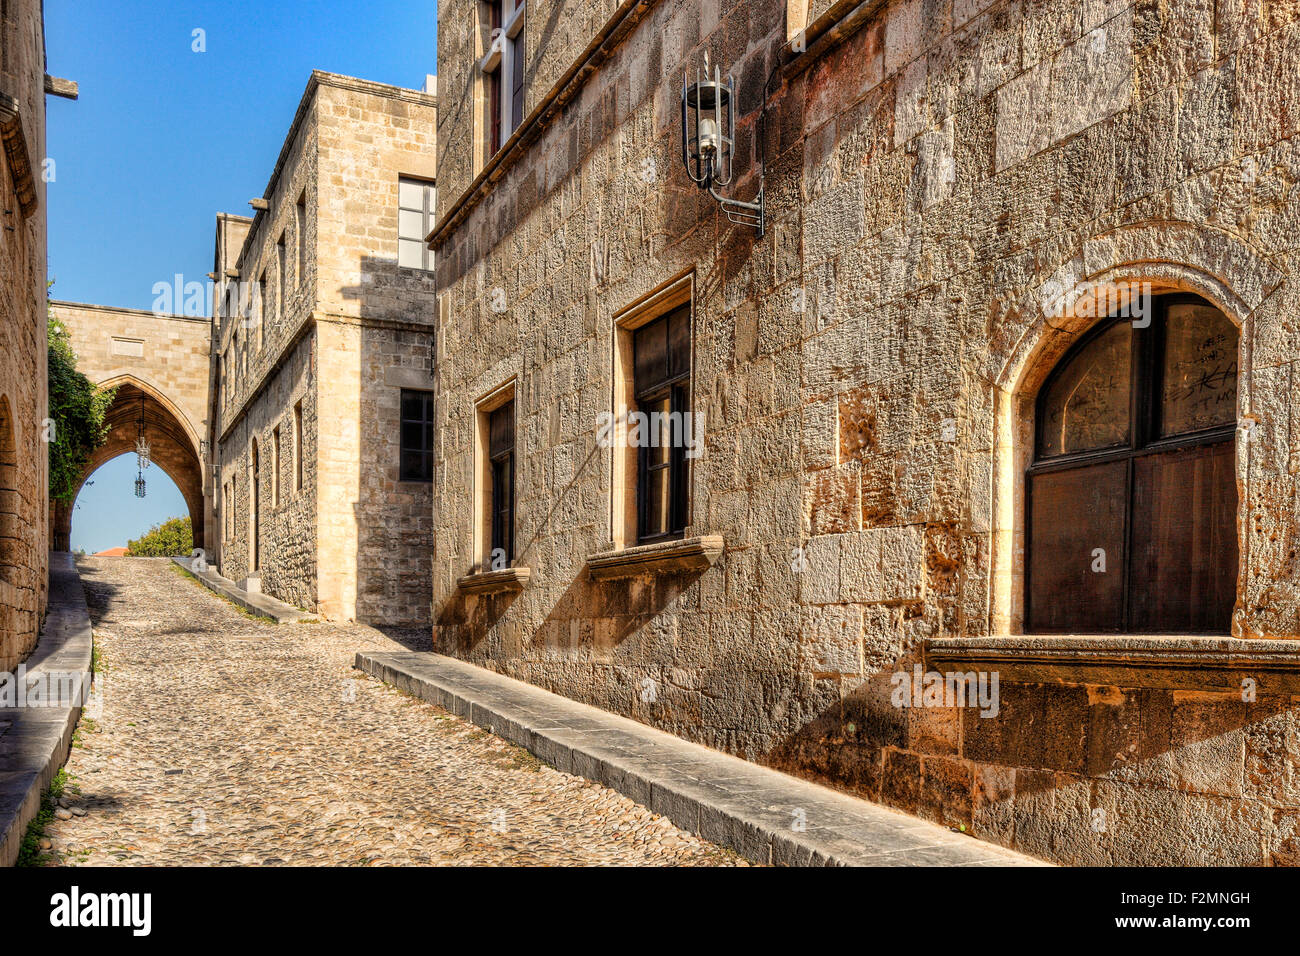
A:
38 558 745 866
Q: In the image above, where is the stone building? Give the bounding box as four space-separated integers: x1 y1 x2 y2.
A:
0 0 51 671
210 71 439 627
428 0 1300 864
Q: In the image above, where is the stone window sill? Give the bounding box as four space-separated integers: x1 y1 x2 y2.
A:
456 566 531 595
924 635 1300 694
587 535 724 581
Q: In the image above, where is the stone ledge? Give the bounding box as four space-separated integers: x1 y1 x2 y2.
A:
354 649 1045 866
170 556 317 623
924 635 1300 694
587 535 724 581
456 566 531 595
0 553 93 867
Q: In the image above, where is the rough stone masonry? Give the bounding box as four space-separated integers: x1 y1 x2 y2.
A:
0 0 51 672
427 0 1300 865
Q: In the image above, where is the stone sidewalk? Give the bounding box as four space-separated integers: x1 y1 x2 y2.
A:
0 552 94 866
355 651 1047 866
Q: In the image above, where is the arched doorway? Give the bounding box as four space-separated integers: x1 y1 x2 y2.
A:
53 379 205 553
1026 293 1238 633
249 438 260 572
0 395 21 587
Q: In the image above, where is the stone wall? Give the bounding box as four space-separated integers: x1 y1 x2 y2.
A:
0 0 49 671
431 0 1300 864
215 72 437 626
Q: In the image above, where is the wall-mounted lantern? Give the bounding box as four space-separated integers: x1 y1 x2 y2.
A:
680 53 765 236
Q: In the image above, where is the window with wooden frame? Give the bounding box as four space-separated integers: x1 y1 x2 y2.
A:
271 425 281 508
399 389 435 482
255 273 266 352
610 276 694 551
277 232 287 327
398 177 436 271
633 306 691 543
473 380 517 572
481 0 525 159
1027 293 1238 635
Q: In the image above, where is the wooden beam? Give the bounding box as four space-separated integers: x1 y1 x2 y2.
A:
44 75 79 100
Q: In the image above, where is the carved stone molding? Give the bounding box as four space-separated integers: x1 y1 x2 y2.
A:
925 635 1300 695
0 89 36 218
456 566 530 595
587 535 724 581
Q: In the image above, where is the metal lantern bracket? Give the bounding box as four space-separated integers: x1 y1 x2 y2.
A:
681 59 765 237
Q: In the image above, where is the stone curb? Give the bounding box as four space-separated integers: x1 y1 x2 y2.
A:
0 552 94 867
169 556 317 623
355 650 1048 867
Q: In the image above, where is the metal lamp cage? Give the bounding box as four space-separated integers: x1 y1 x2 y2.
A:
681 63 736 189
679 57 764 235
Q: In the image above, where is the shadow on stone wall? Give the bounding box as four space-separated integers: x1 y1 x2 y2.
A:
765 653 1300 866
340 254 436 629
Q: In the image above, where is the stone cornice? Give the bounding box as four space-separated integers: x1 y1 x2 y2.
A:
0 88 37 218
50 300 209 326
925 636 1300 695
426 0 658 250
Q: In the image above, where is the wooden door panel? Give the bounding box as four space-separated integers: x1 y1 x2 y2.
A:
1129 441 1236 633
1028 460 1129 633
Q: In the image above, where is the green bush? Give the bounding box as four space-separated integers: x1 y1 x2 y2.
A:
48 290 116 501
127 516 193 557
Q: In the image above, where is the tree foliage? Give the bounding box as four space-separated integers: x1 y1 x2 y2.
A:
126 516 193 557
47 291 117 501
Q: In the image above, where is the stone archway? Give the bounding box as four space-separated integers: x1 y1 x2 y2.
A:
52 377 205 554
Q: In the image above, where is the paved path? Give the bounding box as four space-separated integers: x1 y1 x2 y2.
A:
37 558 745 866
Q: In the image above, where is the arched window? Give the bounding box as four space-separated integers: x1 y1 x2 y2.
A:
1027 294 1238 634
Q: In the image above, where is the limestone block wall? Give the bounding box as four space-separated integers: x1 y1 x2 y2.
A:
432 0 1300 864
354 324 436 627
314 77 438 323
215 72 437 624
0 0 49 671
216 335 317 611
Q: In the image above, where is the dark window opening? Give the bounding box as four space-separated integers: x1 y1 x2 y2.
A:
400 389 435 483
488 400 515 565
511 8 526 131
633 305 691 544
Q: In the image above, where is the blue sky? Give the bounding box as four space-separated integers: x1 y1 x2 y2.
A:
53 0 438 550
